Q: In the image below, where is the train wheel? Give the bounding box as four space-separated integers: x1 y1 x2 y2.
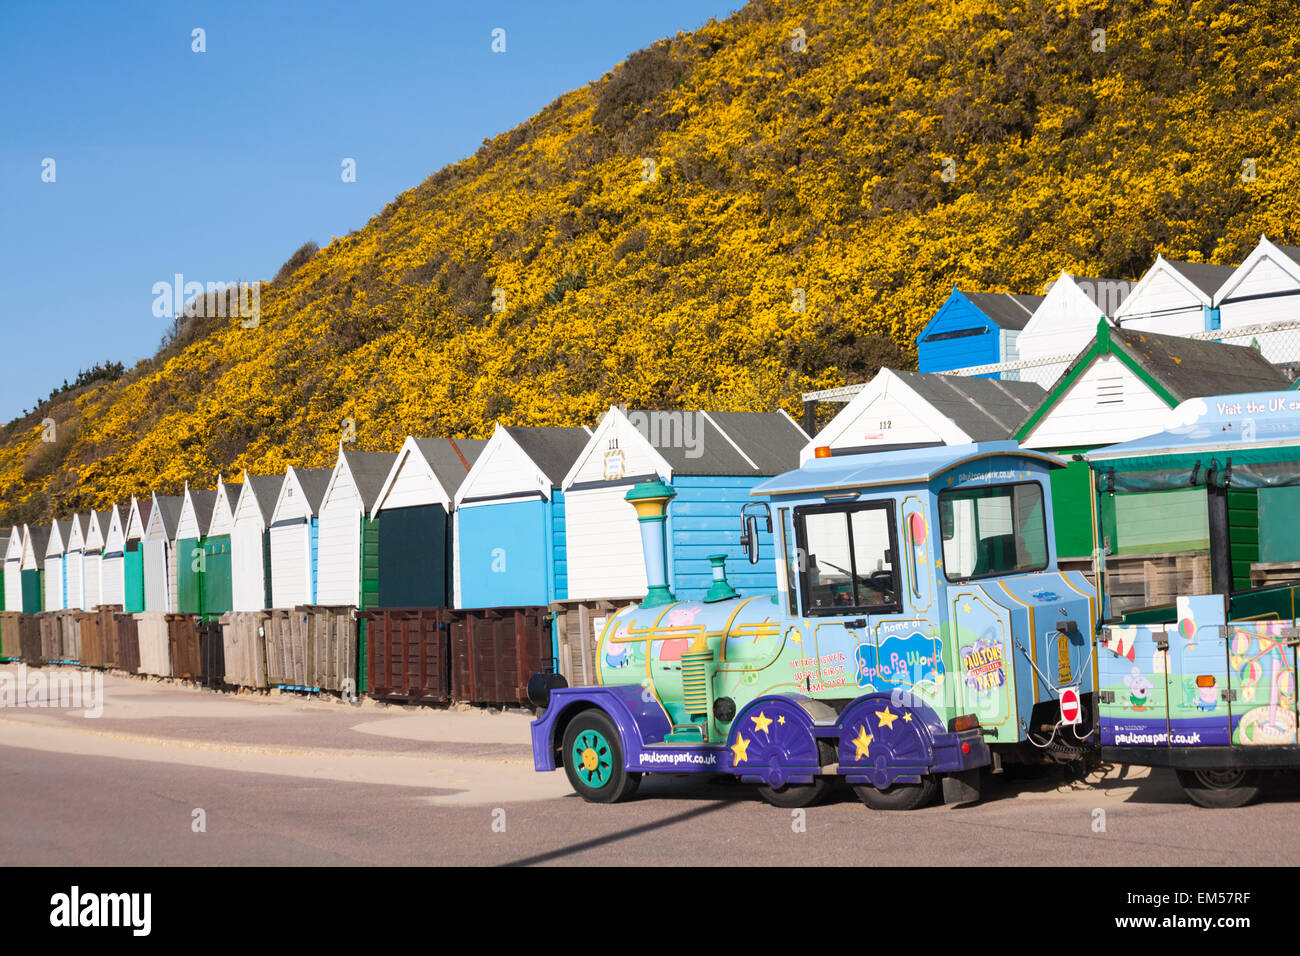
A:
757 777 833 808
852 775 939 811
1175 768 1263 809
562 709 642 804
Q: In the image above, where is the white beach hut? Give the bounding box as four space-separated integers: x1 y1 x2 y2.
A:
1211 235 1300 363
100 504 127 607
82 509 109 609
267 466 332 609
1113 255 1236 338
230 474 284 612
43 518 68 611
316 449 397 608
143 494 184 613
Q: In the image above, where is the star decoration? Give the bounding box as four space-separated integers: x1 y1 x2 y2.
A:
962 603 971 613
777 714 786 725
876 706 898 730
751 711 773 735
731 734 750 764
902 713 913 723
851 725 873 760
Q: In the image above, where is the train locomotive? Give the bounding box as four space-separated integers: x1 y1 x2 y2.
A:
529 440 1098 809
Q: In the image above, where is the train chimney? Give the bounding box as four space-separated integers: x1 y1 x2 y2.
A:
626 478 676 607
703 553 738 602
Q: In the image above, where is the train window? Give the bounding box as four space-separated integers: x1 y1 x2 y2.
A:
939 482 1048 581
794 501 900 616
779 508 799 616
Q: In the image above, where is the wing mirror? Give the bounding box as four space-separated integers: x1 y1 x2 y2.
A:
739 503 772 565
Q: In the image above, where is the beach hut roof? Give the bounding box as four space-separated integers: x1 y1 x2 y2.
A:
410 437 490 499
501 426 592 485
340 450 399 510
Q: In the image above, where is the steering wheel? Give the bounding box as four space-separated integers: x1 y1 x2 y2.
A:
867 570 895 601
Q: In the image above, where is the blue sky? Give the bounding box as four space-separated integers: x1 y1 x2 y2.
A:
0 0 743 422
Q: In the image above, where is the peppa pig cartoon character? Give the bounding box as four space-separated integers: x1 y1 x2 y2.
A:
655 606 702 662
1123 666 1154 711
605 624 633 668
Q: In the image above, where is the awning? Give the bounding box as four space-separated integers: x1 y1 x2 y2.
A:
1086 392 1300 491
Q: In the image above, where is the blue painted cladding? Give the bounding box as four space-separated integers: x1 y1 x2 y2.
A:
458 499 550 608
668 475 779 603
551 488 567 601
916 291 1001 376
309 517 319 604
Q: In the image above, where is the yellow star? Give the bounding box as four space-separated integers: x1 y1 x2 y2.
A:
902 712 913 723
751 711 773 735
962 603 971 613
777 714 786 725
876 706 898 730
731 734 750 764
851 725 873 760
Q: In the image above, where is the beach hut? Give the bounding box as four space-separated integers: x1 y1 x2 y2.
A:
230 474 284 612
1016 319 1291 567
316 449 397 608
100 504 127 607
143 494 184 613
43 519 67 610
370 437 488 608
123 497 151 613
82 509 108 609
21 524 48 613
1014 272 1133 383
560 406 807 603
1112 255 1235 338
267 466 332 609
64 514 86 610
453 425 591 609
1211 236 1300 363
175 484 218 616
197 477 240 619
915 288 1043 376
800 369 1044 465
4 526 23 611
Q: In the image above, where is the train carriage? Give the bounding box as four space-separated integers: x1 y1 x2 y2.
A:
1088 390 1300 807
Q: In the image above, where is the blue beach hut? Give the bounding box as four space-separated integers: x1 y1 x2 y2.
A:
452 424 591 609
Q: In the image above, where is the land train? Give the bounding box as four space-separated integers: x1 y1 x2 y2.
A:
529 440 1099 810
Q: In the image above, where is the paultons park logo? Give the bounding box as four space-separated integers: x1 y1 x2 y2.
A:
856 633 945 688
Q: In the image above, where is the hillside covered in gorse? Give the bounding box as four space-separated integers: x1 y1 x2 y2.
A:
3 0 1299 524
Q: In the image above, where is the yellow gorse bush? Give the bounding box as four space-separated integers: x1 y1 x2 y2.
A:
1 0 1298 523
